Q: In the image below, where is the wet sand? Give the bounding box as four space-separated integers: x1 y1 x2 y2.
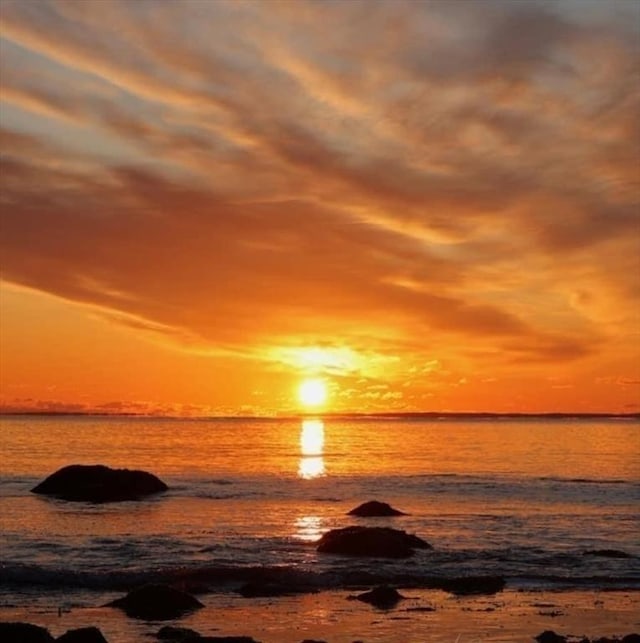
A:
2 588 639 642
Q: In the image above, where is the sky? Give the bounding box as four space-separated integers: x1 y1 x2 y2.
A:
0 0 639 416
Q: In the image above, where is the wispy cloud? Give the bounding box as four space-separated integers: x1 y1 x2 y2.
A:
1 0 638 399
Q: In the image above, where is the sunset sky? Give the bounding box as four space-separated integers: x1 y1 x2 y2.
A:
1 0 638 416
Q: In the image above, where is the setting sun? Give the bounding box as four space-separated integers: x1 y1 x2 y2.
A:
298 379 328 407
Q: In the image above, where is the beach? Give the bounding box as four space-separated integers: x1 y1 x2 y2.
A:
1 415 639 641
2 588 639 641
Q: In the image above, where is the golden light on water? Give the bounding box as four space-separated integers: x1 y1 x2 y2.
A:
300 418 324 455
298 456 325 479
293 515 324 542
298 418 325 479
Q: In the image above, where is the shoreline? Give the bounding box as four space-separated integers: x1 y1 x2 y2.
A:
2 588 639 642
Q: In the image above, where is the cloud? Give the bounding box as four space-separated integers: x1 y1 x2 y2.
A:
1 0 638 375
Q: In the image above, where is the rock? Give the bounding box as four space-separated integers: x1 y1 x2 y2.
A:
583 549 632 559
31 464 168 502
156 626 201 640
437 575 506 596
352 585 406 608
55 628 108 643
622 636 640 643
316 526 431 558
0 622 54 642
106 584 203 620
184 638 260 643
535 632 567 643
347 500 407 517
237 582 290 598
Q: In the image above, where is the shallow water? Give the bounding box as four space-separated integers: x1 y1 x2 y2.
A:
1 416 639 612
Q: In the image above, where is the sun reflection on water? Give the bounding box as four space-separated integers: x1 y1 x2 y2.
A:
298 418 325 479
294 515 324 541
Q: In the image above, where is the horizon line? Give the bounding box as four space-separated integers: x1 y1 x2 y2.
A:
1 410 638 421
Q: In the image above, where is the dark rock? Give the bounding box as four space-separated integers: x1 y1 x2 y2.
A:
55 627 108 643
31 464 168 502
106 584 203 620
438 575 506 596
316 526 431 558
353 585 406 608
348 500 407 517
237 582 289 598
184 638 260 643
156 626 201 640
0 622 54 643
583 549 632 559
535 632 567 643
622 636 640 643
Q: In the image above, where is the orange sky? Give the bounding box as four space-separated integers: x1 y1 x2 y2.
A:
1 0 639 415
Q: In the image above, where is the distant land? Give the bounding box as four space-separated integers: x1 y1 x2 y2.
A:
1 411 638 421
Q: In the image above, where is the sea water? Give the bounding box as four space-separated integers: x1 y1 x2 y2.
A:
1 416 639 618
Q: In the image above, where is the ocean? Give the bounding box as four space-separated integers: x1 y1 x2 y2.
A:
1 415 639 640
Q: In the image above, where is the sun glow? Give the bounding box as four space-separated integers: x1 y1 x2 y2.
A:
298 378 328 406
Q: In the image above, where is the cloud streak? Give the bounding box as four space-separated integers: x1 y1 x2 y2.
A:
1 0 638 399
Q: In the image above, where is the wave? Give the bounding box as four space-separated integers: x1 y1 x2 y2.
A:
2 540 639 594
2 560 639 594
539 476 631 485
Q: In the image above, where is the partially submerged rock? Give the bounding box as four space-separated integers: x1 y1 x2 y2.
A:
0 622 54 643
55 627 109 643
534 633 640 643
437 575 506 596
316 526 431 558
535 632 567 643
347 501 407 517
238 582 289 598
32 464 168 502
186 638 260 643
156 626 201 640
107 584 203 620
352 585 406 608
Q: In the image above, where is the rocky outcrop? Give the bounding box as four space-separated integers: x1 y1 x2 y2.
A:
534 634 640 643
316 526 431 558
535 633 566 643
352 585 406 608
156 631 260 643
347 501 407 517
107 584 203 620
237 582 289 598
32 464 168 502
0 622 54 643
183 638 260 643
55 627 109 643
156 626 202 640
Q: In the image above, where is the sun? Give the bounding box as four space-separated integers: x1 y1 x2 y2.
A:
298 378 328 407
